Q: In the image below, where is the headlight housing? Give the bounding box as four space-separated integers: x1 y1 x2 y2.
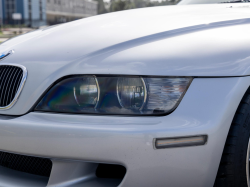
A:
35 76 192 115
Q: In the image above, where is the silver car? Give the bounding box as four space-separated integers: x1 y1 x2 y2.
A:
179 0 250 4
0 2 250 187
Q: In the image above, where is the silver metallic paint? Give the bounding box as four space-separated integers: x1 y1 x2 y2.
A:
0 4 249 186
47 160 97 187
0 77 249 186
0 166 49 187
0 4 249 115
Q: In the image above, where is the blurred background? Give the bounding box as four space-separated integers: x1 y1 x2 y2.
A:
0 0 180 42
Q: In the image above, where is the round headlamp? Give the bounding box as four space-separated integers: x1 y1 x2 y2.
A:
117 77 147 110
73 76 99 109
35 76 192 115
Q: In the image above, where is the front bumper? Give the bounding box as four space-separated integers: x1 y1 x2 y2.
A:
0 77 249 187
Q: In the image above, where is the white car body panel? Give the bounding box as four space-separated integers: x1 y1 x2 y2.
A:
178 0 237 4
1 4 250 115
0 3 250 187
0 77 249 186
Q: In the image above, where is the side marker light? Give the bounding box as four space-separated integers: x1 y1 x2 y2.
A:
155 135 208 149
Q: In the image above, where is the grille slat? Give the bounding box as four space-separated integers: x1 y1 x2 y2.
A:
0 67 6 99
0 65 24 108
3 67 15 106
6 68 18 105
0 68 4 91
0 67 9 106
15 70 23 93
0 67 10 106
10 69 22 104
0 151 52 177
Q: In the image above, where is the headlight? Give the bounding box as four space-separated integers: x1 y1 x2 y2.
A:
117 77 147 110
35 76 192 115
73 76 99 109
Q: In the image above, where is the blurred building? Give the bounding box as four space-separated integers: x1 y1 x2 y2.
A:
0 0 3 27
47 0 98 25
1 0 46 28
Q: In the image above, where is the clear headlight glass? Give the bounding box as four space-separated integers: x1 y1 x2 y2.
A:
35 76 192 115
73 76 99 108
117 77 147 110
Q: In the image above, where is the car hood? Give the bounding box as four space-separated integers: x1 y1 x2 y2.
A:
1 3 250 115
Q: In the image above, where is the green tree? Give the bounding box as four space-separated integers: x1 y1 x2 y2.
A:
146 0 181 7
109 0 181 13
94 0 108 14
125 0 136 9
134 0 147 8
110 0 126 12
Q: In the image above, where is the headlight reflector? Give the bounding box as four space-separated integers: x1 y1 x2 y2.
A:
73 76 99 108
117 77 147 110
35 76 192 115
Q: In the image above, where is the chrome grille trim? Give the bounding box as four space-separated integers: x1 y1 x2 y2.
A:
0 63 27 110
0 50 14 61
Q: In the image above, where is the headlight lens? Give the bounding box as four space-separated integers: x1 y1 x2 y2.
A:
73 76 99 108
117 77 147 110
35 76 192 115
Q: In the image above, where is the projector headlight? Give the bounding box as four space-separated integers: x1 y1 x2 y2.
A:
35 76 192 115
73 76 99 109
117 77 147 110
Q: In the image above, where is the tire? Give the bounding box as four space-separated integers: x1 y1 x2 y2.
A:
214 89 250 187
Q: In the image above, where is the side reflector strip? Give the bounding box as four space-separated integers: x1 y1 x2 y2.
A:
155 135 208 149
